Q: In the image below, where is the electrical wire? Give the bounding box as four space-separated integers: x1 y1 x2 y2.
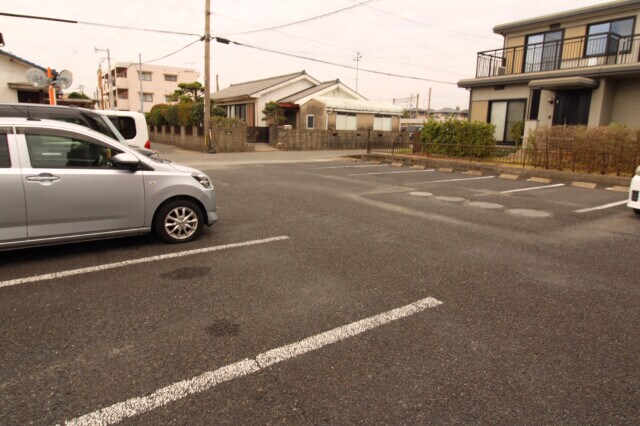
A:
0 11 200 37
219 0 376 36
214 37 457 85
145 37 203 64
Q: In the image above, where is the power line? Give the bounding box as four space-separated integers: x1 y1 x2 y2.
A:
0 11 201 37
219 0 376 36
214 37 457 85
145 37 203 63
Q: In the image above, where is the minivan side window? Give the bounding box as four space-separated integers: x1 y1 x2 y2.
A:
107 116 137 140
0 128 10 168
21 129 122 169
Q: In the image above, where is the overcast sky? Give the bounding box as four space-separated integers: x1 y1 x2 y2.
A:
1 0 607 109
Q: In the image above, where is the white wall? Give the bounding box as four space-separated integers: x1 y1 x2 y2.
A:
0 58 28 103
256 78 316 126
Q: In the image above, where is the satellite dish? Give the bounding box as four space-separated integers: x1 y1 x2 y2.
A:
56 70 73 89
25 68 49 87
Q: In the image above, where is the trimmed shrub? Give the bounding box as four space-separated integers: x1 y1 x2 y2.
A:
421 119 495 157
212 116 246 128
147 104 169 126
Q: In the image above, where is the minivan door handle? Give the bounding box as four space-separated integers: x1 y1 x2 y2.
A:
26 173 60 183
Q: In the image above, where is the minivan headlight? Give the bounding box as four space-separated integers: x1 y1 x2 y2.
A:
192 173 213 190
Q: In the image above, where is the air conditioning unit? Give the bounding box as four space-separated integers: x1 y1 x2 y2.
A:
496 66 506 76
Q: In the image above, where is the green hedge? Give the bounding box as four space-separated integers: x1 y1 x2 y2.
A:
420 119 496 157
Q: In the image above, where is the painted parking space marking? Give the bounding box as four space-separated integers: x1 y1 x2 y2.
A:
65 297 443 425
312 164 389 169
498 183 565 194
574 200 628 213
349 169 435 176
410 176 495 185
0 236 290 289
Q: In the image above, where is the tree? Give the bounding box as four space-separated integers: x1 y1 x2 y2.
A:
68 91 89 99
262 101 286 126
168 81 205 103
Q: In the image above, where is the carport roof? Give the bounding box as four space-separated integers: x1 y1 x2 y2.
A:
315 96 403 114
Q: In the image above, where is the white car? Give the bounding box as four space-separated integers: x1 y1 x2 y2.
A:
629 166 640 215
97 110 151 150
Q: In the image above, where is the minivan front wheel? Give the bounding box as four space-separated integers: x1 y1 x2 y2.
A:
155 199 203 243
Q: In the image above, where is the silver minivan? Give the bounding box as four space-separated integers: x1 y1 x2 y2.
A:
0 117 217 250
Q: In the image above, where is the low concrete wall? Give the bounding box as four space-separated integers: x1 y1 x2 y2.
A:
149 125 254 152
269 128 410 150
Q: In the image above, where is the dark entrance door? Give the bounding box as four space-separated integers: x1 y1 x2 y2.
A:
552 90 591 125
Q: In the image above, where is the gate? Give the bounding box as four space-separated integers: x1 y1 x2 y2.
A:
247 127 269 143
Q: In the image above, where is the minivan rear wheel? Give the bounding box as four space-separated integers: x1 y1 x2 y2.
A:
155 199 203 243
634 208 640 216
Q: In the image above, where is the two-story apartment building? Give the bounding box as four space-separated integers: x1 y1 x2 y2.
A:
458 0 640 145
102 62 199 113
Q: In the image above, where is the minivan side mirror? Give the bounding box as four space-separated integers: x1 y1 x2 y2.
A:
112 152 140 170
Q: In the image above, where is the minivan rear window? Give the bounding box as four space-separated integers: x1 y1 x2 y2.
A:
107 116 137 140
0 129 10 168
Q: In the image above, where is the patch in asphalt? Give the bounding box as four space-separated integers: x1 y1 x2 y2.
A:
435 196 466 202
161 266 211 280
409 191 433 197
506 208 552 218
206 319 240 337
466 201 504 209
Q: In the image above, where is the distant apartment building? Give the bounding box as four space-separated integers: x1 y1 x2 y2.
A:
101 62 199 113
458 0 640 145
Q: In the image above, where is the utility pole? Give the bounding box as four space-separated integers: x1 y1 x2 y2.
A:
353 51 362 92
427 87 432 118
415 93 419 118
204 0 212 152
139 53 144 113
97 67 105 109
95 47 112 108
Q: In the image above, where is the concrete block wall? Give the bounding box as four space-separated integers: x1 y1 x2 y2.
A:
149 125 254 152
270 128 409 150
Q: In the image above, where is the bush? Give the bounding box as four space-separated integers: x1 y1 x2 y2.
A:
212 116 246 128
510 121 525 146
147 104 169 126
421 119 495 157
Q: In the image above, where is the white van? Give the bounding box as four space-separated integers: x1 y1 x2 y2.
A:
97 110 151 150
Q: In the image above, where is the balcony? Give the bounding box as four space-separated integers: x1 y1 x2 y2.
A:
476 32 640 78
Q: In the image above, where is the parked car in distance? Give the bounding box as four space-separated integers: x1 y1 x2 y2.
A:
0 103 158 158
98 110 151 150
628 166 640 215
0 118 217 250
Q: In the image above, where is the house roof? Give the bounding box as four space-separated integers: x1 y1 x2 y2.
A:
0 49 53 74
278 80 339 103
493 0 640 35
314 96 403 114
211 70 313 100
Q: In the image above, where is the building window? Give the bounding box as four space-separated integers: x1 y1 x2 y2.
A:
165 95 173 102
529 89 541 120
524 30 563 72
489 100 526 145
585 17 634 56
336 112 357 130
306 115 315 129
226 104 247 121
141 93 153 102
138 71 152 81
373 114 392 131
164 74 178 82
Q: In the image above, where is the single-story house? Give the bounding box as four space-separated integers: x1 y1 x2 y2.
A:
0 49 55 104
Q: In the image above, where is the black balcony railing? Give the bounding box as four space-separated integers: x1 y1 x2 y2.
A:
476 32 640 78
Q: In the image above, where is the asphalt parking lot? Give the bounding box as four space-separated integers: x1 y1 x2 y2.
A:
1 144 639 425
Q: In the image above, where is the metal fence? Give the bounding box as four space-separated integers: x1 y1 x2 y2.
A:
367 142 640 176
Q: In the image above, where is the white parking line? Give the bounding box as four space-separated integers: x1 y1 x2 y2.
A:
0 236 290 289
499 183 565 194
410 176 495 185
65 296 443 425
574 200 628 213
313 164 389 169
349 169 435 176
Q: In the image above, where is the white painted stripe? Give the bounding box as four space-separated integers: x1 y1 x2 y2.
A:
66 297 443 425
313 164 389 169
574 200 628 213
410 176 495 185
0 236 290 289
499 183 565 194
349 169 435 176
